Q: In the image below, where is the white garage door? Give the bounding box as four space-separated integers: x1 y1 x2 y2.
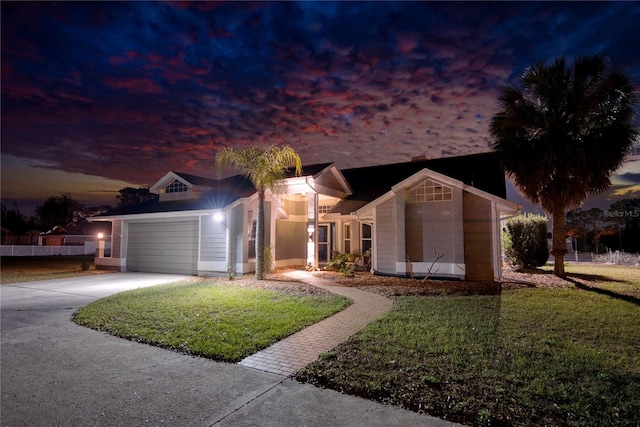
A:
127 220 198 275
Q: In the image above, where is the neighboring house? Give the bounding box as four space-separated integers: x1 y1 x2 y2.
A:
40 221 112 246
90 152 520 281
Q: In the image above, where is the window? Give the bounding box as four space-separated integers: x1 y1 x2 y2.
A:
318 205 333 214
343 223 351 253
408 179 452 202
166 179 188 193
361 223 372 254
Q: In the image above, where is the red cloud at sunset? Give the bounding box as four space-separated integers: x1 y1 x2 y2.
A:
1 1 638 213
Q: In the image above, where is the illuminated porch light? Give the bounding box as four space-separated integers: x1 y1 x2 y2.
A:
213 212 224 222
97 232 104 239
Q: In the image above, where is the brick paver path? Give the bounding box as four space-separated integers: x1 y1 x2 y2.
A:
238 270 394 376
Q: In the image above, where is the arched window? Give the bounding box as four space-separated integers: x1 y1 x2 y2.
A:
166 179 188 193
407 179 452 202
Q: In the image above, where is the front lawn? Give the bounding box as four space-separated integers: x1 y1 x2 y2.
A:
297 268 640 426
72 279 351 362
1 255 112 284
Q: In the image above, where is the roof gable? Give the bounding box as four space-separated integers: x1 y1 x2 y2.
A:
330 152 506 215
355 166 519 216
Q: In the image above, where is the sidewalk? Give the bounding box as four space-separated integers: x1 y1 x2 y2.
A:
239 270 394 376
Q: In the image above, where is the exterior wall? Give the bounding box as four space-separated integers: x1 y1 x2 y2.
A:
199 214 227 272
275 221 307 266
375 183 466 278
463 191 494 281
275 198 307 267
95 220 126 271
405 186 464 266
229 204 244 273
111 220 122 258
374 198 398 273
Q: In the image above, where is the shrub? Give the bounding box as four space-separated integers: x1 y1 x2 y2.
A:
325 253 356 277
81 262 90 271
326 253 349 271
504 213 549 268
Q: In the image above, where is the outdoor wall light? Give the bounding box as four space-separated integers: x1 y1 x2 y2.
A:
213 212 224 222
97 232 104 239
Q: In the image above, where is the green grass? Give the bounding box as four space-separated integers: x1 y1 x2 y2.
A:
0 255 112 284
549 263 640 298
73 280 351 362
297 270 640 426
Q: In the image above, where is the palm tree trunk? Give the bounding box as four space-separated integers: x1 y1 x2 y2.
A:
256 189 265 280
551 207 567 277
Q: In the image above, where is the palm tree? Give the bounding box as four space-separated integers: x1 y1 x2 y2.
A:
490 54 638 276
216 145 302 280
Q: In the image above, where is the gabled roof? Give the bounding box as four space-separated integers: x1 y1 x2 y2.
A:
99 174 256 217
288 163 334 177
96 164 341 218
95 153 507 219
149 171 219 193
330 152 506 215
355 166 520 217
173 171 218 188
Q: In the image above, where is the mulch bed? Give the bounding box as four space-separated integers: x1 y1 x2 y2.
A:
223 265 628 299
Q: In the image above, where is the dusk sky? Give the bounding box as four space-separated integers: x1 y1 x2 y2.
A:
2 1 639 216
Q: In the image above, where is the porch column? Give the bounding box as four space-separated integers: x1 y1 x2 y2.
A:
307 192 318 270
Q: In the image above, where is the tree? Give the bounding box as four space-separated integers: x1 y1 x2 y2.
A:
216 145 302 280
35 194 82 229
116 187 158 208
490 54 638 276
1 202 33 234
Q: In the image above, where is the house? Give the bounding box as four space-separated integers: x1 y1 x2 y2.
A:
39 221 111 246
90 152 520 281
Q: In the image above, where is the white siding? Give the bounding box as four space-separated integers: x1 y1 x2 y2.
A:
200 217 227 262
127 220 198 275
375 198 397 273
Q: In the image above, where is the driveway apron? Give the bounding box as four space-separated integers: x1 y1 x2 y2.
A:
1 272 460 427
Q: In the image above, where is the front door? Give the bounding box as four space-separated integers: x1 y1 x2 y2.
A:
317 224 332 264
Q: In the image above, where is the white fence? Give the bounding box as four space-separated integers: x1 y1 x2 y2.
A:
0 242 111 256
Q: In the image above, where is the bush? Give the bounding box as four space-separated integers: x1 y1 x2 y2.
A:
325 253 356 277
504 213 549 268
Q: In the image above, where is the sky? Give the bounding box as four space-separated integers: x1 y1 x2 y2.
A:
2 1 639 217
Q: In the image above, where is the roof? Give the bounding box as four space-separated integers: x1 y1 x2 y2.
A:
99 174 256 216
42 221 112 235
96 153 507 218
330 152 506 215
287 163 333 177
173 171 218 188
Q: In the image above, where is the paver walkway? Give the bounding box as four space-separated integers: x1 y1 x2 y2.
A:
239 270 394 376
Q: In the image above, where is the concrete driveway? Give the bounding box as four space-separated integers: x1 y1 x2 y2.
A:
1 273 459 427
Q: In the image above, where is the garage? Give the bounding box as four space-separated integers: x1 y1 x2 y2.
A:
127 220 198 275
